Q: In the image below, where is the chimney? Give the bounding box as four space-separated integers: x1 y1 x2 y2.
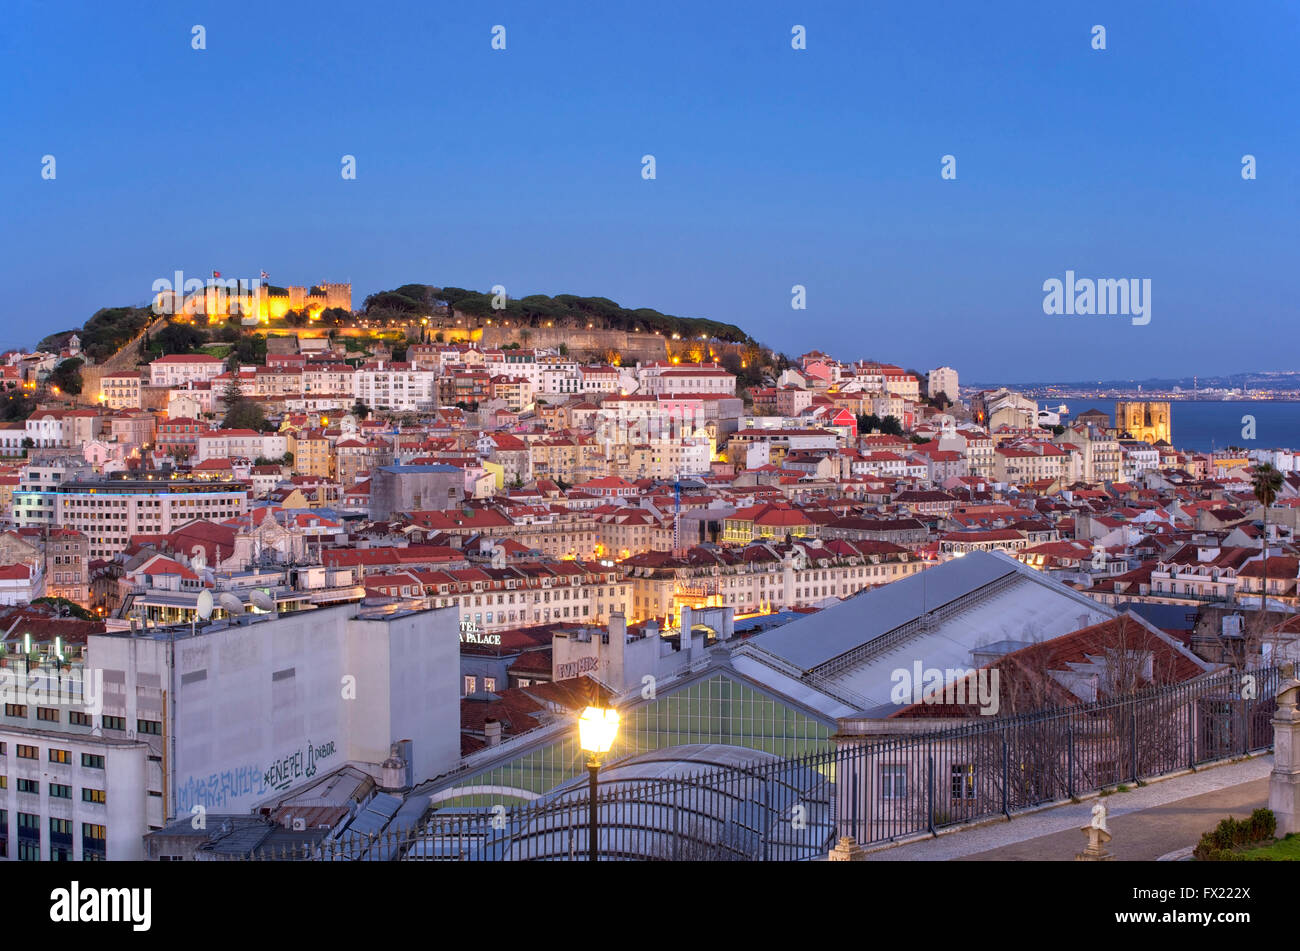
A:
379 744 408 792
484 718 502 748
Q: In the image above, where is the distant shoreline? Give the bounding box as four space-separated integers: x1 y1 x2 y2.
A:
1016 396 1300 404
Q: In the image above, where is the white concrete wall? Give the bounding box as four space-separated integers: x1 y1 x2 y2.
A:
87 603 461 822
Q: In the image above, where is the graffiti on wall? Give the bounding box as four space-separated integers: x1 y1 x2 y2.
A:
176 764 267 812
177 738 339 811
263 739 338 792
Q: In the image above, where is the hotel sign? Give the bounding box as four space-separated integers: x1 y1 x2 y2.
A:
458 620 501 646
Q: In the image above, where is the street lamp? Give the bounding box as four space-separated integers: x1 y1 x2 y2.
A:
578 705 620 862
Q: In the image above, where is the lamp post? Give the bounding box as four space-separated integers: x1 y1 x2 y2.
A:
577 705 620 862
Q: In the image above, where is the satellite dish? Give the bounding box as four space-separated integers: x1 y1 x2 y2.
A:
250 590 276 613
196 589 214 621
218 593 245 616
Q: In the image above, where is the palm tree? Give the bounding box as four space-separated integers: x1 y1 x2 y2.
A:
1251 462 1284 613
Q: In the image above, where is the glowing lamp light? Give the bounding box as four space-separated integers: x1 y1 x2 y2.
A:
578 706 620 757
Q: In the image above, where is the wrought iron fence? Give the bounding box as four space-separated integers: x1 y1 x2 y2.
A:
235 665 1280 861
836 665 1281 845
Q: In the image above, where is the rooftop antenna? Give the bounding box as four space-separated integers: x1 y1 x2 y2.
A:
194 589 213 637
218 593 245 618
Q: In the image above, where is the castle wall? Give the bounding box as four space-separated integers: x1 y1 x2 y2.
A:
478 325 667 363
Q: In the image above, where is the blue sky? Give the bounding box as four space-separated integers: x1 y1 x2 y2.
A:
3 0 1297 381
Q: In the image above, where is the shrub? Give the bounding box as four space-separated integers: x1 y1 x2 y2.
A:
1193 808 1276 860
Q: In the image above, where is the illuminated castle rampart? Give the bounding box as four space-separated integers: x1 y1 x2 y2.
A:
153 279 351 324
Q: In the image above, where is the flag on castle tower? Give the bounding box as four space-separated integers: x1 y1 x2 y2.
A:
212 270 221 278
260 270 269 281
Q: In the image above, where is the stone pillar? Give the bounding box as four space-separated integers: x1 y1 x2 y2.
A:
1269 672 1300 834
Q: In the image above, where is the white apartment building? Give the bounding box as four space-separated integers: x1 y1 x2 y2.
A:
1247 448 1298 474
99 373 142 410
928 366 959 401
368 565 631 635
196 429 289 463
149 353 225 387
1119 440 1161 482
302 364 356 397
353 364 438 411
167 385 215 419
956 428 995 478
0 724 149 860
540 368 581 395
12 456 93 528
24 413 68 449
639 364 737 396
482 352 582 393
0 562 43 605
51 478 250 559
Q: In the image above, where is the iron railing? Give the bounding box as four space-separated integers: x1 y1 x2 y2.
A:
232 665 1281 861
835 665 1281 845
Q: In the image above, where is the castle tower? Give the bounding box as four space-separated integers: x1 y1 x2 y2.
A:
323 283 352 312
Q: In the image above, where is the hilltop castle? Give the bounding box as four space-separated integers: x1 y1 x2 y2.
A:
257 283 352 320
154 280 352 324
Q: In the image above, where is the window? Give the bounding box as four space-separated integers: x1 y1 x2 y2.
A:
69 711 92 727
81 753 105 769
463 676 477 695
17 778 38 794
15 745 37 760
881 765 908 800
82 788 106 804
102 715 125 731
483 677 497 693
137 719 162 736
82 822 106 861
49 815 72 857
50 783 72 799
49 748 70 764
5 704 27 719
37 707 59 723
951 764 976 801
